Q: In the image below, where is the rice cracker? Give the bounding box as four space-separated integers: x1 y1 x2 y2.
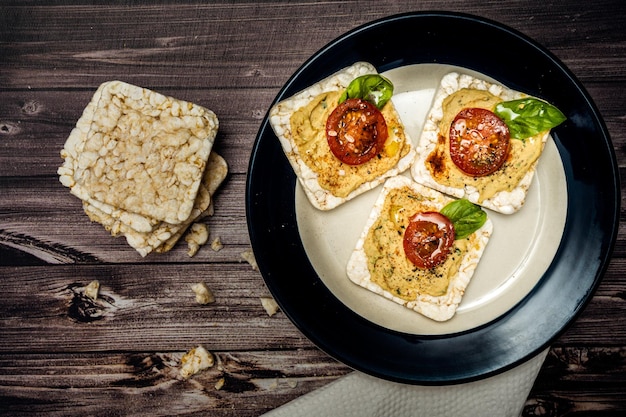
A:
411 72 551 214
347 175 492 322
58 80 218 227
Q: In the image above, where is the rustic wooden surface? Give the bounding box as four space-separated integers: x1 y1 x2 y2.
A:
1 1 624 416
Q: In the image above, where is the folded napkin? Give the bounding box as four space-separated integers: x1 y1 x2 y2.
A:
262 348 548 417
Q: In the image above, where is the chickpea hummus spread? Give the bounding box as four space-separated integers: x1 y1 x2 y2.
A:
290 90 409 199
269 62 416 210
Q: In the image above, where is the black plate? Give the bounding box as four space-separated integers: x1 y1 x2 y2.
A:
245 12 620 384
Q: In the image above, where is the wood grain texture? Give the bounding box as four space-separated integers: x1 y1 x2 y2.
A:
0 350 351 417
1 1 625 416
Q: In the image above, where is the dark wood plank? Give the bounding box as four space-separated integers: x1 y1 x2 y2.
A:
1 1 625 416
0 349 351 417
0 259 624 353
0 347 624 417
526 347 626 416
1 1 624 90
0 263 317 352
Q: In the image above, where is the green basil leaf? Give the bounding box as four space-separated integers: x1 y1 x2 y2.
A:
338 74 394 109
440 199 487 240
495 98 566 140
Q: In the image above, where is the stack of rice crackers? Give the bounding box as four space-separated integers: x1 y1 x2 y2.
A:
58 81 228 257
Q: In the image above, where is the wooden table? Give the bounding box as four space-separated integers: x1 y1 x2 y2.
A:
1 1 624 415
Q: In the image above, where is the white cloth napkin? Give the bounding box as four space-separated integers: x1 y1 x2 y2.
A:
262 348 548 417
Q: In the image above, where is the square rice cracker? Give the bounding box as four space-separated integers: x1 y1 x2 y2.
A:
347 175 492 322
269 61 416 210
58 80 219 226
58 86 160 234
410 72 550 214
84 152 228 257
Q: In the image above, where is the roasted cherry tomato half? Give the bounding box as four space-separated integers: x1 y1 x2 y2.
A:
326 98 388 165
403 211 455 269
449 107 510 176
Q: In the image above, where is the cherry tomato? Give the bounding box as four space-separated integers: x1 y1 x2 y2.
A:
326 98 388 165
449 107 510 176
403 211 455 269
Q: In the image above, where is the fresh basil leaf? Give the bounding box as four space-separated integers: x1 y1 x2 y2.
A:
440 199 487 240
495 98 566 140
338 74 394 109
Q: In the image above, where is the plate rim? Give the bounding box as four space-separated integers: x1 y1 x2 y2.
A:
245 11 620 384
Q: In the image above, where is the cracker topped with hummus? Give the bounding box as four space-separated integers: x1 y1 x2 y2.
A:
58 80 227 256
269 62 416 210
347 175 492 322
411 72 566 214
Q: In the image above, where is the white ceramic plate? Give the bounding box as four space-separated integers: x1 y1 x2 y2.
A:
296 64 567 335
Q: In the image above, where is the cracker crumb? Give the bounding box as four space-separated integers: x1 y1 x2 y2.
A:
191 282 215 305
260 297 279 316
240 249 258 270
179 345 214 379
185 223 209 257
214 377 225 390
84 280 100 301
210 236 223 252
